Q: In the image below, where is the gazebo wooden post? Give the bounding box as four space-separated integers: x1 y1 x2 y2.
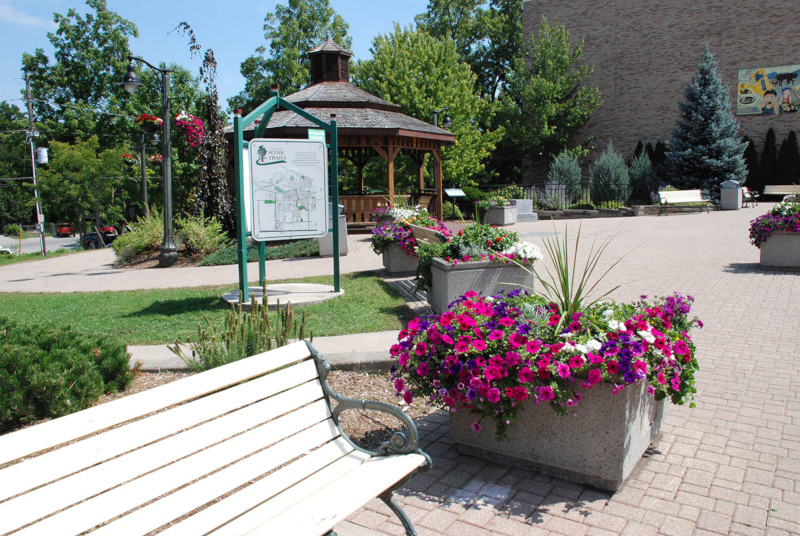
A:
433 149 443 221
373 143 401 205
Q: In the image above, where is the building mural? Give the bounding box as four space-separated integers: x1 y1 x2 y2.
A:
737 65 800 115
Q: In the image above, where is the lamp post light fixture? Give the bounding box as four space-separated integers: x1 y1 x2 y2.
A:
121 55 177 267
431 108 452 219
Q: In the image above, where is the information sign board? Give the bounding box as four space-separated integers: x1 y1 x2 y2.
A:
248 139 329 241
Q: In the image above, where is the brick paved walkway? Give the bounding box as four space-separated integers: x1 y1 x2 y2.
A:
349 209 800 536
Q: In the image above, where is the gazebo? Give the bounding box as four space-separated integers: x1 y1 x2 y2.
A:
233 38 455 222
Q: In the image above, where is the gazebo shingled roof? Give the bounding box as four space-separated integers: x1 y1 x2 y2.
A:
235 38 455 221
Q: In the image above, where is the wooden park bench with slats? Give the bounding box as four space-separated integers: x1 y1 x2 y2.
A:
408 223 448 246
764 184 800 200
657 189 711 215
742 186 759 208
0 341 431 536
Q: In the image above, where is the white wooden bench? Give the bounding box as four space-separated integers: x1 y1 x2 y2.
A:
408 223 448 245
764 185 800 200
657 189 711 215
742 186 759 208
0 341 431 536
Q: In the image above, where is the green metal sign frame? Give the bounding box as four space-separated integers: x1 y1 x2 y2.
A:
233 88 340 303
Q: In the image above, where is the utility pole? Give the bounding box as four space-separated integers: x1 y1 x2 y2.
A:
26 73 46 257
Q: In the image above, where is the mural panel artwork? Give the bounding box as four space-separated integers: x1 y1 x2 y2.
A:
737 65 800 115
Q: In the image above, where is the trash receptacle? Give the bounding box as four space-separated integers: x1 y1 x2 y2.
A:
720 180 741 210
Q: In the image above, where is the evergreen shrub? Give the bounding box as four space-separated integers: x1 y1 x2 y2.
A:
590 144 630 207
547 149 582 206
0 316 133 433
628 153 658 204
175 214 232 256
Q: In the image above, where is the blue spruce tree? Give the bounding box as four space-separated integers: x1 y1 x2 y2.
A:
665 44 747 200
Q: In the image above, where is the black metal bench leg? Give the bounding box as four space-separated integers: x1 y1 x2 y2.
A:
379 490 417 536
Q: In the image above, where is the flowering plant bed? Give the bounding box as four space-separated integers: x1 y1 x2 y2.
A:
390 290 701 439
371 207 451 258
415 224 542 292
749 200 800 247
174 110 205 149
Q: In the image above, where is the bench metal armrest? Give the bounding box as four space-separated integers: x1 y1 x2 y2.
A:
305 342 432 469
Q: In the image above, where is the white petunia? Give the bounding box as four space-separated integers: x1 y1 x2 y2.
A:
586 339 602 351
502 241 543 262
638 330 655 344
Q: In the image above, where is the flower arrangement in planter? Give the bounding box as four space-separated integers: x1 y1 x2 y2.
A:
414 224 541 292
369 205 393 222
135 113 163 133
749 200 800 247
174 110 205 149
391 289 701 438
148 154 163 165
371 207 451 258
122 153 137 166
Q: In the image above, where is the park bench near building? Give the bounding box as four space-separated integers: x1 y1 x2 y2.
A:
763 184 800 200
742 187 759 207
657 189 711 215
0 341 431 536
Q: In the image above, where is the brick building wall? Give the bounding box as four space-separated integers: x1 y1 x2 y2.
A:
522 0 800 162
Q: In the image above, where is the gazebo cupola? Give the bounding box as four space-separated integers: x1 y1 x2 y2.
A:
309 37 351 84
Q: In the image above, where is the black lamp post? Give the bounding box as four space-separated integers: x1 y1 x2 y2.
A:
121 56 177 267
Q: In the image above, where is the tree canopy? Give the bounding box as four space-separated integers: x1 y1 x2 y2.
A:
229 0 351 114
353 24 503 187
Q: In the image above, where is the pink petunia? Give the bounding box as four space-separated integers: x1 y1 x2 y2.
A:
671 376 681 391
398 353 410 367
442 334 454 345
471 421 481 432
394 378 405 393
657 371 666 385
557 362 571 379
504 351 521 367
673 339 690 356
472 339 487 351
414 342 428 356
606 360 620 375
518 367 536 383
588 369 602 385
612 384 624 395
512 386 529 401
488 330 505 341
588 352 604 365
633 360 647 375
464 291 479 299
487 388 501 403
569 355 585 369
525 339 542 354
416 362 430 376
403 390 414 404
509 333 526 348
498 317 515 326
538 386 555 403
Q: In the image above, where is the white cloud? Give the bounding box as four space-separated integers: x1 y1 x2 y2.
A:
0 2 54 28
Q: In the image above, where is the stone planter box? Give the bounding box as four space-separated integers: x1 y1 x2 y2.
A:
760 231 800 267
428 257 533 313
484 205 517 226
511 199 538 222
449 381 669 491
382 243 418 274
375 215 395 228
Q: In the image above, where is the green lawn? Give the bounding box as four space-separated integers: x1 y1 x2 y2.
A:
0 273 414 345
0 248 77 267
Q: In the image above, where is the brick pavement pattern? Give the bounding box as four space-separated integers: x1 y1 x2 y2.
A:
350 209 800 536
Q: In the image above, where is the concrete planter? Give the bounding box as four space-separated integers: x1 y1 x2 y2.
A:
382 243 418 274
449 381 669 491
318 215 348 257
428 257 533 313
484 205 517 226
760 231 800 267
511 199 538 222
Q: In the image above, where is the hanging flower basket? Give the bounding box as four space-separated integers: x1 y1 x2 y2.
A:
136 113 163 133
148 154 163 165
174 110 205 149
122 153 136 166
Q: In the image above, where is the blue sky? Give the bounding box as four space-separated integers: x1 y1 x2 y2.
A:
0 0 430 113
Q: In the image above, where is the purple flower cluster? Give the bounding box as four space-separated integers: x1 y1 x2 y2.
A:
749 213 800 247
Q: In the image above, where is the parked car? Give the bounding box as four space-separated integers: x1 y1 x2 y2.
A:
84 225 118 249
0 245 13 255
55 223 75 237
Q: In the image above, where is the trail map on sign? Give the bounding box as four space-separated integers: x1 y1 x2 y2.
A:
249 139 328 241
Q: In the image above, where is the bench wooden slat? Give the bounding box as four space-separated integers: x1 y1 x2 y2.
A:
0 357 320 502
158 438 358 536
408 223 447 245
258 453 429 536
0 341 314 465
659 190 706 203
9 399 334 536
206 447 374 536
0 378 326 532
764 185 800 196
89 420 343 536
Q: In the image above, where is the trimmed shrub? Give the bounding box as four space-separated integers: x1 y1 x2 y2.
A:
198 239 319 266
175 214 232 256
3 224 22 237
112 208 164 261
742 135 759 189
590 144 630 207
547 149 582 206
628 153 658 204
0 316 134 433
